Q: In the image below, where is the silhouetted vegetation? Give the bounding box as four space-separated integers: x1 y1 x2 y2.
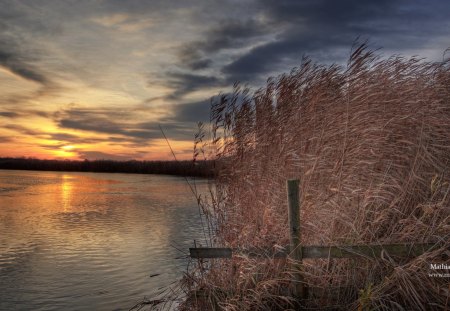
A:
0 157 213 178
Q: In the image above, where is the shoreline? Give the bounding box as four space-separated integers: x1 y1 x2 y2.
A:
0 157 214 178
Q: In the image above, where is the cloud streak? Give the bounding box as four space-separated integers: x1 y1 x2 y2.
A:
55 107 201 142
0 49 50 85
0 1 54 86
162 72 225 100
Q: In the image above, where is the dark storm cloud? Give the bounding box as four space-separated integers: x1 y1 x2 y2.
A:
200 19 273 52
184 58 212 71
0 1 56 86
260 0 393 24
178 18 274 70
163 72 224 99
0 46 50 85
101 0 189 14
172 100 211 123
168 93 246 124
222 33 347 81
167 0 450 90
220 0 450 82
101 0 242 19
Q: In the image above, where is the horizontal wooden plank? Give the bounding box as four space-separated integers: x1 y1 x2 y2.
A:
190 243 439 259
189 247 286 259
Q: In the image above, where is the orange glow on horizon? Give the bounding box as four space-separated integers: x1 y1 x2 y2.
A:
0 112 197 161
52 149 78 159
0 108 198 161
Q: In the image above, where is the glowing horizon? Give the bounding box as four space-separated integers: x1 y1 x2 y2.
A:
1 1 449 161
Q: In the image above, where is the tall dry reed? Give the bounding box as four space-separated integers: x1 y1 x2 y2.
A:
182 44 450 310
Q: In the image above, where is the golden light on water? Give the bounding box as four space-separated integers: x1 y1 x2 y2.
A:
61 174 73 212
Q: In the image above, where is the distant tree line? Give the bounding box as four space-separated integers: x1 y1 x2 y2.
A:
0 157 214 178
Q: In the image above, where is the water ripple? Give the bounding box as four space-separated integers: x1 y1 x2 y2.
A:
0 170 208 311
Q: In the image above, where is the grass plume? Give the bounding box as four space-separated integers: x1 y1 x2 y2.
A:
182 44 450 310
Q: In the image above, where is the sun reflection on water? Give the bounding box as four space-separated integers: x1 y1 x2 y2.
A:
0 171 208 311
61 174 73 212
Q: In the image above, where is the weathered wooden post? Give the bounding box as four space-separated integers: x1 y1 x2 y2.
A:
287 179 305 299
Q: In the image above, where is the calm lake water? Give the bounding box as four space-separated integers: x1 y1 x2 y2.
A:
0 170 208 311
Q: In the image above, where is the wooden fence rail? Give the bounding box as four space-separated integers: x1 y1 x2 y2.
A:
189 243 437 259
189 179 443 300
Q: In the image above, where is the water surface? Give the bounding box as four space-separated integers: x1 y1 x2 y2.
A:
0 170 207 311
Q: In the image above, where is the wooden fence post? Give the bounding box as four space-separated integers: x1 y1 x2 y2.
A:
287 179 305 300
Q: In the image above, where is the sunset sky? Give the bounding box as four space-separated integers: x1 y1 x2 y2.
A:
1 0 449 161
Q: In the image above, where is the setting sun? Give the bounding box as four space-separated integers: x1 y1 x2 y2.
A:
61 145 75 151
54 148 77 159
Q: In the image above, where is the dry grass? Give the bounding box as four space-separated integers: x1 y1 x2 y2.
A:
182 44 450 310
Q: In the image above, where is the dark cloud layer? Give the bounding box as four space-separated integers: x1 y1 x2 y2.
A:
163 72 224 100
0 109 51 119
178 18 274 71
3 0 449 102
0 111 20 118
177 0 450 86
0 1 53 86
48 133 105 145
172 100 211 123
4 124 43 137
0 49 49 84
55 107 200 142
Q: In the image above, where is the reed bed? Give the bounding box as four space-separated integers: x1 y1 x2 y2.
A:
181 44 450 310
